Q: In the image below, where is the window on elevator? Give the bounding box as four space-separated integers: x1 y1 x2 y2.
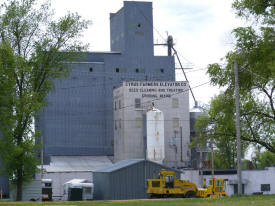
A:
136 118 142 128
173 118 179 128
172 98 179 108
135 98 141 108
119 100 121 109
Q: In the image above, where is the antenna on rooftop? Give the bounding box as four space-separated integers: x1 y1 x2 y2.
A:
154 33 175 56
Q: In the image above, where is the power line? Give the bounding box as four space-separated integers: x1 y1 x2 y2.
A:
43 118 191 122
96 81 210 112
54 73 176 90
56 4 210 93
132 1 167 42
241 66 272 82
133 1 198 68
132 2 209 107
172 46 198 106
178 68 208 73
175 52 196 67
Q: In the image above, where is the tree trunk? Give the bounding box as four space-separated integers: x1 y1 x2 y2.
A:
16 167 23 201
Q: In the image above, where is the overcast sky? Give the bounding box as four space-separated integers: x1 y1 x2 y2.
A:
50 0 246 107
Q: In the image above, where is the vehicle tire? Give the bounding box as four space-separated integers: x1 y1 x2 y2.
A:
185 191 196 198
162 194 168 198
150 194 160 199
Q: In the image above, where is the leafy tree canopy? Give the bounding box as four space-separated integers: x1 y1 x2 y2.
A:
253 150 275 168
193 94 249 169
232 0 274 23
0 0 90 200
205 0 274 155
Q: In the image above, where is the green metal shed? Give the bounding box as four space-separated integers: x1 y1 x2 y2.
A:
93 159 181 200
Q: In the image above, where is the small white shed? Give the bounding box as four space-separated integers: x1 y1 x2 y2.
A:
63 179 93 200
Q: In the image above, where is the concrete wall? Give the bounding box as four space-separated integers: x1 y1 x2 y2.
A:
181 169 200 186
41 171 92 201
181 167 275 196
114 81 189 168
236 167 275 195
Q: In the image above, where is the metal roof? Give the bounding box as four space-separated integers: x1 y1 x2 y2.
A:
70 61 105 64
95 159 143 173
95 159 182 173
86 51 121 54
64 179 88 184
42 156 113 172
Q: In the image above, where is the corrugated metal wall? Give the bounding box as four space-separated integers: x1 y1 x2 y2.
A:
93 173 110 200
93 160 180 200
37 1 175 163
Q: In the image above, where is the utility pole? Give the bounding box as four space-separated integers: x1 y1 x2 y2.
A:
199 148 203 187
174 130 178 168
211 136 214 177
180 127 183 162
41 136 44 180
234 60 242 195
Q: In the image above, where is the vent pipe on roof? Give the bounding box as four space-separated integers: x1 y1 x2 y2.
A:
167 35 173 56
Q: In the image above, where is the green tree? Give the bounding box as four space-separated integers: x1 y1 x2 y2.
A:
252 150 275 169
0 42 15 125
0 0 90 200
193 94 249 169
206 0 274 154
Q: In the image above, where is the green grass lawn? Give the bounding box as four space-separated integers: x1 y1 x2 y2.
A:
0 195 275 206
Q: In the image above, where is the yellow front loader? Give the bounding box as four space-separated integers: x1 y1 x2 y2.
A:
197 178 228 198
147 169 227 198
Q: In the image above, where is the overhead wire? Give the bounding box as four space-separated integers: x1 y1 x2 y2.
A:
96 81 210 113
55 4 212 110
132 2 167 42
133 1 197 68
241 66 272 82
132 2 212 108
43 117 191 122
56 4 210 92
184 68 208 73
54 72 176 90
